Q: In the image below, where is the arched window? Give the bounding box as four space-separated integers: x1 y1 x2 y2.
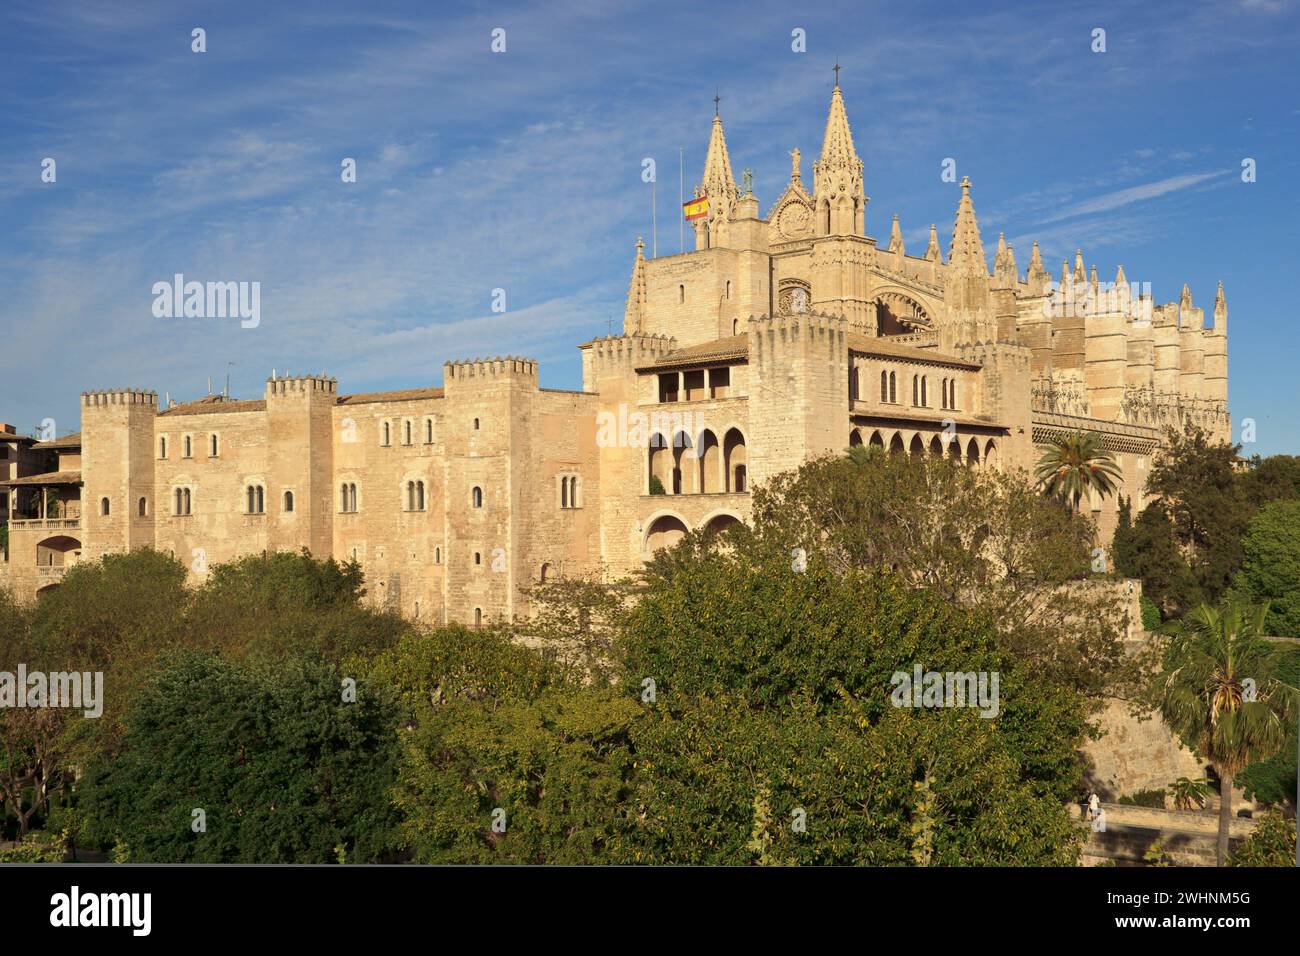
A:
434 547 442 564
256 486 264 514
678 284 685 304
474 552 482 566
912 375 919 406
100 497 110 516
472 486 483 508
416 481 425 511
951 379 958 409
474 607 483 628
349 483 357 512
403 420 412 445
183 435 192 458
340 483 348 512
473 418 480 430
210 434 219 457
725 280 731 300
424 419 433 444
849 366 859 401
889 371 897 403
247 486 256 514
921 376 928 407
880 370 889 402
183 488 191 515
284 490 294 512
175 488 183 514
138 496 147 517
561 477 569 509
382 421 391 446
159 436 167 459
406 481 415 512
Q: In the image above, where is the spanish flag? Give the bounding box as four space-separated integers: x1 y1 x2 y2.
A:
682 195 709 220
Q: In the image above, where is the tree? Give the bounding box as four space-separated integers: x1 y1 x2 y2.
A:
1114 502 1200 618
1157 599 1297 865
613 533 1088 864
80 651 403 862
1034 431 1122 513
1146 424 1249 602
1233 500 1300 638
1229 812 1296 867
1239 454 1300 508
183 549 404 663
370 626 637 863
747 448 1139 700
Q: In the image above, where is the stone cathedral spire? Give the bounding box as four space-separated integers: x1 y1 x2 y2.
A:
693 99 739 250
813 70 866 236
622 237 647 334
947 176 987 276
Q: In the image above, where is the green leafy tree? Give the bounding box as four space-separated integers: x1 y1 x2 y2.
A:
1114 502 1200 619
1229 812 1296 867
1239 454 1300 508
1146 424 1249 602
747 448 1139 699
1232 500 1300 638
371 626 636 863
80 651 403 862
613 535 1086 864
1034 431 1122 512
1157 599 1297 865
184 549 404 663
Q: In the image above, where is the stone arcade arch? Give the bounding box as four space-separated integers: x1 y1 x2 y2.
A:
874 291 932 336
36 534 80 568
723 428 747 493
645 513 689 555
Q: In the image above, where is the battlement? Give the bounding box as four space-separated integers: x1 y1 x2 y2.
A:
588 334 676 367
443 356 539 384
82 389 157 408
747 311 848 341
265 374 338 399
954 340 1031 369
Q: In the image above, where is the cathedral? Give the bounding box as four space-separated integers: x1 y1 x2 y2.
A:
0 79 1230 624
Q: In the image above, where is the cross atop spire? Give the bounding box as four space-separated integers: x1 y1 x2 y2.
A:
713 89 721 117
833 62 841 88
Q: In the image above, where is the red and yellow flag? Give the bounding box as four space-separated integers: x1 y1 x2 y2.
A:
682 195 709 220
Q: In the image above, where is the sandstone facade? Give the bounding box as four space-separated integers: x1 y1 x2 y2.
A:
1 81 1230 624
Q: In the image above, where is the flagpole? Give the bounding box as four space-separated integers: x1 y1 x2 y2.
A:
652 177 657 259
679 146 684 254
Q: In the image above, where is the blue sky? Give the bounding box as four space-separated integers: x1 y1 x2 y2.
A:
1 0 1297 454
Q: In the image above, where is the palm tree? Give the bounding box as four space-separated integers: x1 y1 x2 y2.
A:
1158 599 1297 865
1034 431 1122 512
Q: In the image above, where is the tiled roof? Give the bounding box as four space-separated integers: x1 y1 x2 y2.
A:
335 387 444 405
639 335 748 371
159 397 267 416
0 470 82 486
636 330 981 372
845 332 980 369
32 432 81 449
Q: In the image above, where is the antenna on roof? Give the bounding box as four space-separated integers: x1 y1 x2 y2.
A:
208 376 213 396
225 362 233 399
